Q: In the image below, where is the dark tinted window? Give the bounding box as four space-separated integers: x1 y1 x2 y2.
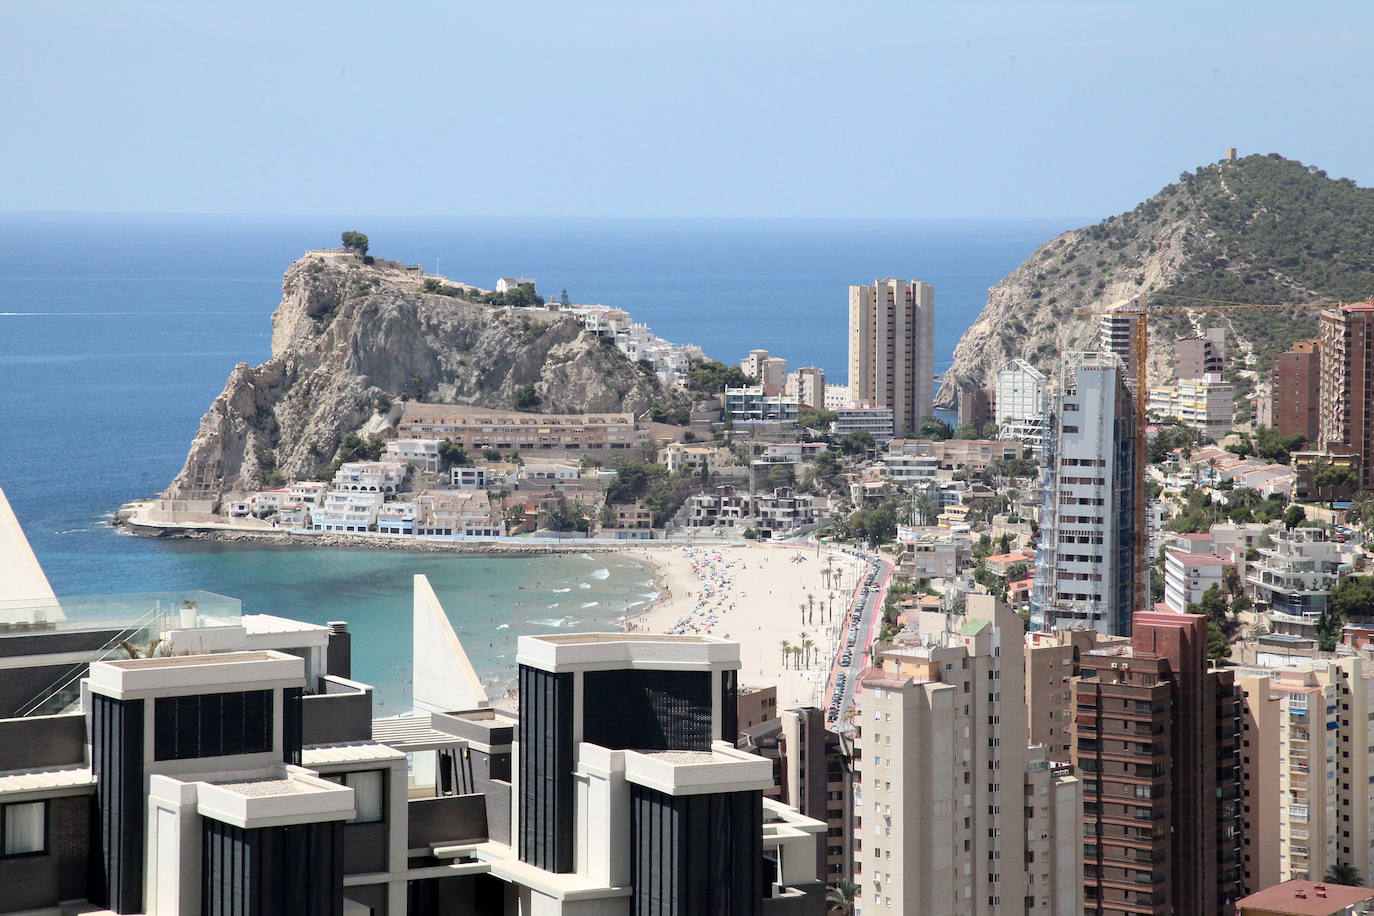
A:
155 690 273 760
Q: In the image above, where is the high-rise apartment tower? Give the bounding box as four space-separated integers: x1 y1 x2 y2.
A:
854 595 1083 916
1271 339 1320 444
848 279 934 435
1031 352 1139 637
1075 611 1244 915
1319 303 1374 488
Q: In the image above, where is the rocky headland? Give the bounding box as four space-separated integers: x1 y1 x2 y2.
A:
164 251 685 497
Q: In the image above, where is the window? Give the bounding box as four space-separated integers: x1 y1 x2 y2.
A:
328 771 385 824
154 690 272 760
2 801 46 856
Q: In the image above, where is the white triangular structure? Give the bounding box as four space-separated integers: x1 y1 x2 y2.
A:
412 574 488 713
0 487 62 622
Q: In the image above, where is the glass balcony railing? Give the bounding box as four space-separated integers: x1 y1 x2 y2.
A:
0 590 241 631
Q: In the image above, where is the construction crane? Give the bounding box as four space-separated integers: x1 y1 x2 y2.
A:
1072 294 1329 617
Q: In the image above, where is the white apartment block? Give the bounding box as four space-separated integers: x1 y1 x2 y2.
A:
1248 527 1354 620
383 438 441 472
311 490 385 532
994 359 1046 427
834 406 895 443
725 386 800 423
451 466 487 489
1031 352 1137 637
519 462 579 483
824 384 852 411
332 461 406 494
377 501 417 535
287 481 329 506
1147 375 1236 441
1163 551 1235 614
854 595 1081 916
881 453 940 487
849 279 935 434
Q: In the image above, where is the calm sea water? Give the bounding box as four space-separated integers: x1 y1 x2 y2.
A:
0 213 1076 706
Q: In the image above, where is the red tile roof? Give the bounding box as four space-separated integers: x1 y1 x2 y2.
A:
1237 878 1374 915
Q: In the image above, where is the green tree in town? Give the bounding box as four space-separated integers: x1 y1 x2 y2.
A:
1206 620 1232 661
918 416 953 440
1283 504 1307 530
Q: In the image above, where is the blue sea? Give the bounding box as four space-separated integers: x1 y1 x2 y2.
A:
0 213 1077 707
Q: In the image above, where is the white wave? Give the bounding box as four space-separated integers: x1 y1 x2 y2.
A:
591 567 610 580
496 623 511 630
552 587 572 593
529 617 569 628
578 582 591 590
581 601 599 609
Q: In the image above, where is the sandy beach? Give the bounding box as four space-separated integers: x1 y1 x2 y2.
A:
623 542 869 709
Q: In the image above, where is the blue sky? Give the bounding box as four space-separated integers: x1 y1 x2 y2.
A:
4 0 1371 219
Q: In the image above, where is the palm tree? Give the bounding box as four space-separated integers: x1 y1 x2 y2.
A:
791 646 804 669
826 879 857 913
118 637 164 659
828 590 835 623
800 602 807 625
1325 862 1364 886
914 492 937 526
807 593 817 625
779 640 793 669
801 636 815 668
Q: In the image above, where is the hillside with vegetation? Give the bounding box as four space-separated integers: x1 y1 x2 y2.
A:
938 154 1374 406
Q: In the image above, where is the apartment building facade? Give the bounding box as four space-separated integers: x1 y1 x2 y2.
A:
1238 654 1374 892
1032 352 1139 637
1175 329 1226 380
1272 340 1320 445
1163 551 1236 614
737 707 856 886
1319 302 1374 488
794 366 826 408
854 595 1082 916
1146 375 1237 441
1024 628 1123 760
398 403 644 452
848 279 935 435
1074 611 1244 915
995 359 1046 428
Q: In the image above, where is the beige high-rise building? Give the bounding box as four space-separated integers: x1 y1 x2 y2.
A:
1237 653 1374 891
849 279 935 436
1024 628 1126 760
854 594 1082 916
795 366 826 409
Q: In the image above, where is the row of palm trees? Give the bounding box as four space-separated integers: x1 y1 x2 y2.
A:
779 634 817 669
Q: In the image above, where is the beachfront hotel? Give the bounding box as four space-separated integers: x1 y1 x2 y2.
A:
847 279 935 436
0 489 827 915
398 403 646 452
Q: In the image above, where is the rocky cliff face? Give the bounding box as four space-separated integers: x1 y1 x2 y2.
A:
166 252 680 496
938 153 1374 406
